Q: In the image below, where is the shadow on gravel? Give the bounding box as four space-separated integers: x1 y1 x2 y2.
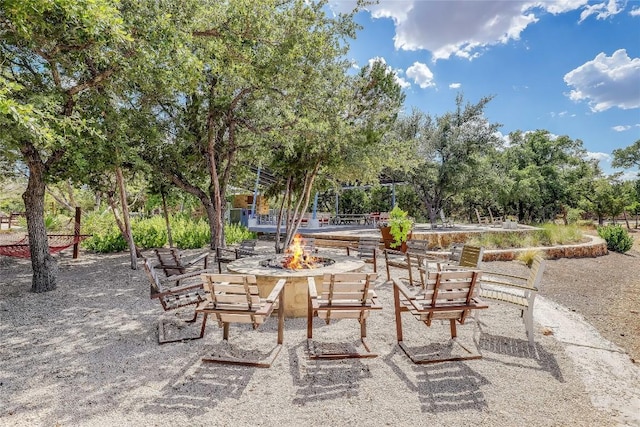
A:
478 332 564 382
382 347 490 413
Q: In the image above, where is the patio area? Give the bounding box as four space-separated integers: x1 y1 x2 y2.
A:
1 244 638 426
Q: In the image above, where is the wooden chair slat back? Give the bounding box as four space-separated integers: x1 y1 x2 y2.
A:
527 256 546 291
358 237 380 254
458 245 483 268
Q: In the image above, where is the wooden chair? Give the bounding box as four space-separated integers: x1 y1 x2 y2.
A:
383 239 432 282
216 239 258 273
478 255 545 346
438 208 454 228
142 258 212 344
195 274 286 368
393 269 488 364
488 208 503 227
346 236 379 272
153 248 210 278
307 273 382 359
417 245 483 287
474 208 490 225
440 245 483 270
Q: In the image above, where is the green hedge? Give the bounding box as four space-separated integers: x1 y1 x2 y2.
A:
82 212 255 253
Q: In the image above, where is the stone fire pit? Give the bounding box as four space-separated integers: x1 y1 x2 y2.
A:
227 254 365 317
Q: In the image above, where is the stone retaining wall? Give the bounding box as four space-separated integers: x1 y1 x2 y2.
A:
482 235 608 261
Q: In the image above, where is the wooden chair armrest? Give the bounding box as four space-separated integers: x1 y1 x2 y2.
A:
182 251 210 267
266 279 287 303
152 282 204 299
483 271 526 281
471 297 489 309
159 268 218 285
384 248 405 257
393 278 417 301
307 277 318 299
480 278 535 292
255 302 274 316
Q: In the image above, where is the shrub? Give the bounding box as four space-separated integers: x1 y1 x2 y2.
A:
597 225 633 253
132 216 167 249
225 223 256 245
171 216 210 249
83 225 127 253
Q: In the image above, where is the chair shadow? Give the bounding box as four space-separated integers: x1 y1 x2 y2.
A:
383 347 490 413
477 332 564 382
288 342 374 405
140 347 255 416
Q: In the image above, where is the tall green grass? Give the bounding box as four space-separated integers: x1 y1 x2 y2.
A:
467 223 584 249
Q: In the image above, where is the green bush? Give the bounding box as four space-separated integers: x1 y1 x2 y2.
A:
597 225 633 253
82 210 257 252
83 225 127 252
132 216 167 249
170 216 210 249
225 223 256 244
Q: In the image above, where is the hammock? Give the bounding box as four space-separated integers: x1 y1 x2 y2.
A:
0 234 89 259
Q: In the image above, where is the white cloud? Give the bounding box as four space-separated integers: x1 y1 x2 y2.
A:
612 125 631 131
585 151 611 162
630 7 640 16
406 62 435 88
356 0 628 61
449 83 462 89
579 0 625 21
617 170 640 181
367 56 412 89
564 49 640 112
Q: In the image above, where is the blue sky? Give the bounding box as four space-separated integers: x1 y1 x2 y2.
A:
331 0 640 178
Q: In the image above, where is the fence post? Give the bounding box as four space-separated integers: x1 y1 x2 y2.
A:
73 207 81 259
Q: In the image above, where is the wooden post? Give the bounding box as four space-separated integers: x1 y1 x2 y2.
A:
73 206 81 259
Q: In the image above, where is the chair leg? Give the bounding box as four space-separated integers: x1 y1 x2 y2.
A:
158 312 207 345
524 308 535 346
277 290 285 345
393 284 404 343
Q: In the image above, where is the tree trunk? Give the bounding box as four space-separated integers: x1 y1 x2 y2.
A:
204 200 218 250
116 167 137 269
623 210 631 230
21 142 58 293
106 190 143 259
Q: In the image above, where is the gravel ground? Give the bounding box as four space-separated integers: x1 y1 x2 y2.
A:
0 240 638 426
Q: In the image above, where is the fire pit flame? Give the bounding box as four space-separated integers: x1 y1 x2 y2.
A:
259 234 335 270
282 234 316 270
